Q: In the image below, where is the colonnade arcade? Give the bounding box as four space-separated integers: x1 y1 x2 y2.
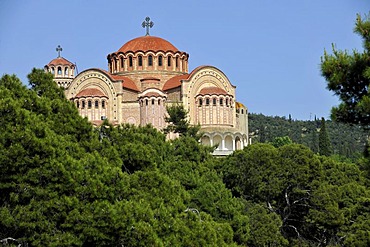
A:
108 52 188 74
201 132 248 155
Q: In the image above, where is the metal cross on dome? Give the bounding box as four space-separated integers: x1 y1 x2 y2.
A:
56 45 62 57
142 17 154 36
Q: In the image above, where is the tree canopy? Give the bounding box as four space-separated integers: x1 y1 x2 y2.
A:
1 64 370 246
321 13 370 128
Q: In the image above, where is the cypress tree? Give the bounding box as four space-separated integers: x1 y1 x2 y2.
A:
318 117 332 156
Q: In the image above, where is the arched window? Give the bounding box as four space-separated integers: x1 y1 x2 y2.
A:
220 98 223 105
145 99 148 106
213 98 217 105
102 100 105 109
206 98 210 106
57 67 62 75
199 98 203 106
158 99 161 105
167 56 171 67
158 55 163 66
120 57 124 69
138 56 143 66
82 101 85 109
241 109 244 114
226 99 228 106
95 100 99 108
129 56 133 67
51 67 55 74
65 67 69 76
88 100 92 109
148 55 153 66
175 57 178 68
76 101 80 108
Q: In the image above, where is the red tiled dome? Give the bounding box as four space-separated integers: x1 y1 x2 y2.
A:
198 87 228 96
118 36 179 53
76 88 107 98
48 57 74 66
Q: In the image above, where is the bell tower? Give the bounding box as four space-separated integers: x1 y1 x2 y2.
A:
44 45 76 88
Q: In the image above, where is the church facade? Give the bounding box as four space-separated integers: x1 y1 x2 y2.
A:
45 18 249 155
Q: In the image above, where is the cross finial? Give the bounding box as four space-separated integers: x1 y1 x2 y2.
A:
56 45 63 57
142 17 154 36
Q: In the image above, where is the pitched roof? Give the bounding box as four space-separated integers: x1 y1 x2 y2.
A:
162 74 189 91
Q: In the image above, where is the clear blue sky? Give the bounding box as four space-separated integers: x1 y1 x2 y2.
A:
0 1 369 120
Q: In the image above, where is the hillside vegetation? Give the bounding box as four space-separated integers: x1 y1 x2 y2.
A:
1 69 370 246
249 113 367 159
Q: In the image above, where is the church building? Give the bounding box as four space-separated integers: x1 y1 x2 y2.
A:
45 17 249 155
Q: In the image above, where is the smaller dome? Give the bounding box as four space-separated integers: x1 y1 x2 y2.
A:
48 57 74 66
235 102 246 109
118 36 179 53
76 88 107 98
198 87 228 96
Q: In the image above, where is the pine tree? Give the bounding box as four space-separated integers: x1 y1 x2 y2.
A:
319 117 332 156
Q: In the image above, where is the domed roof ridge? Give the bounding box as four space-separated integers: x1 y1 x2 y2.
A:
118 35 179 53
48 56 74 66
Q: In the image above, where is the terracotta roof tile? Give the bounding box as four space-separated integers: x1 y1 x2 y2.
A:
48 57 74 66
162 74 189 91
111 74 139 92
198 87 228 96
140 92 163 97
76 88 106 97
118 36 179 53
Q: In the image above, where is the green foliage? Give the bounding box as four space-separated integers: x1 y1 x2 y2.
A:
271 136 293 148
0 70 246 246
164 103 201 139
220 142 370 246
249 113 366 159
321 13 370 128
319 117 333 156
2 69 370 246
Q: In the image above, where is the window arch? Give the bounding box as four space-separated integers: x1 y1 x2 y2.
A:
138 56 143 66
206 98 210 106
95 100 99 108
129 56 133 67
57 67 62 75
158 55 163 66
175 57 178 68
167 56 171 67
148 55 153 66
199 98 203 106
65 67 69 76
102 100 105 109
82 100 85 109
120 57 124 69
213 98 217 105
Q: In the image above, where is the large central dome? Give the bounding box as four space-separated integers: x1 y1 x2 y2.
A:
118 36 179 53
